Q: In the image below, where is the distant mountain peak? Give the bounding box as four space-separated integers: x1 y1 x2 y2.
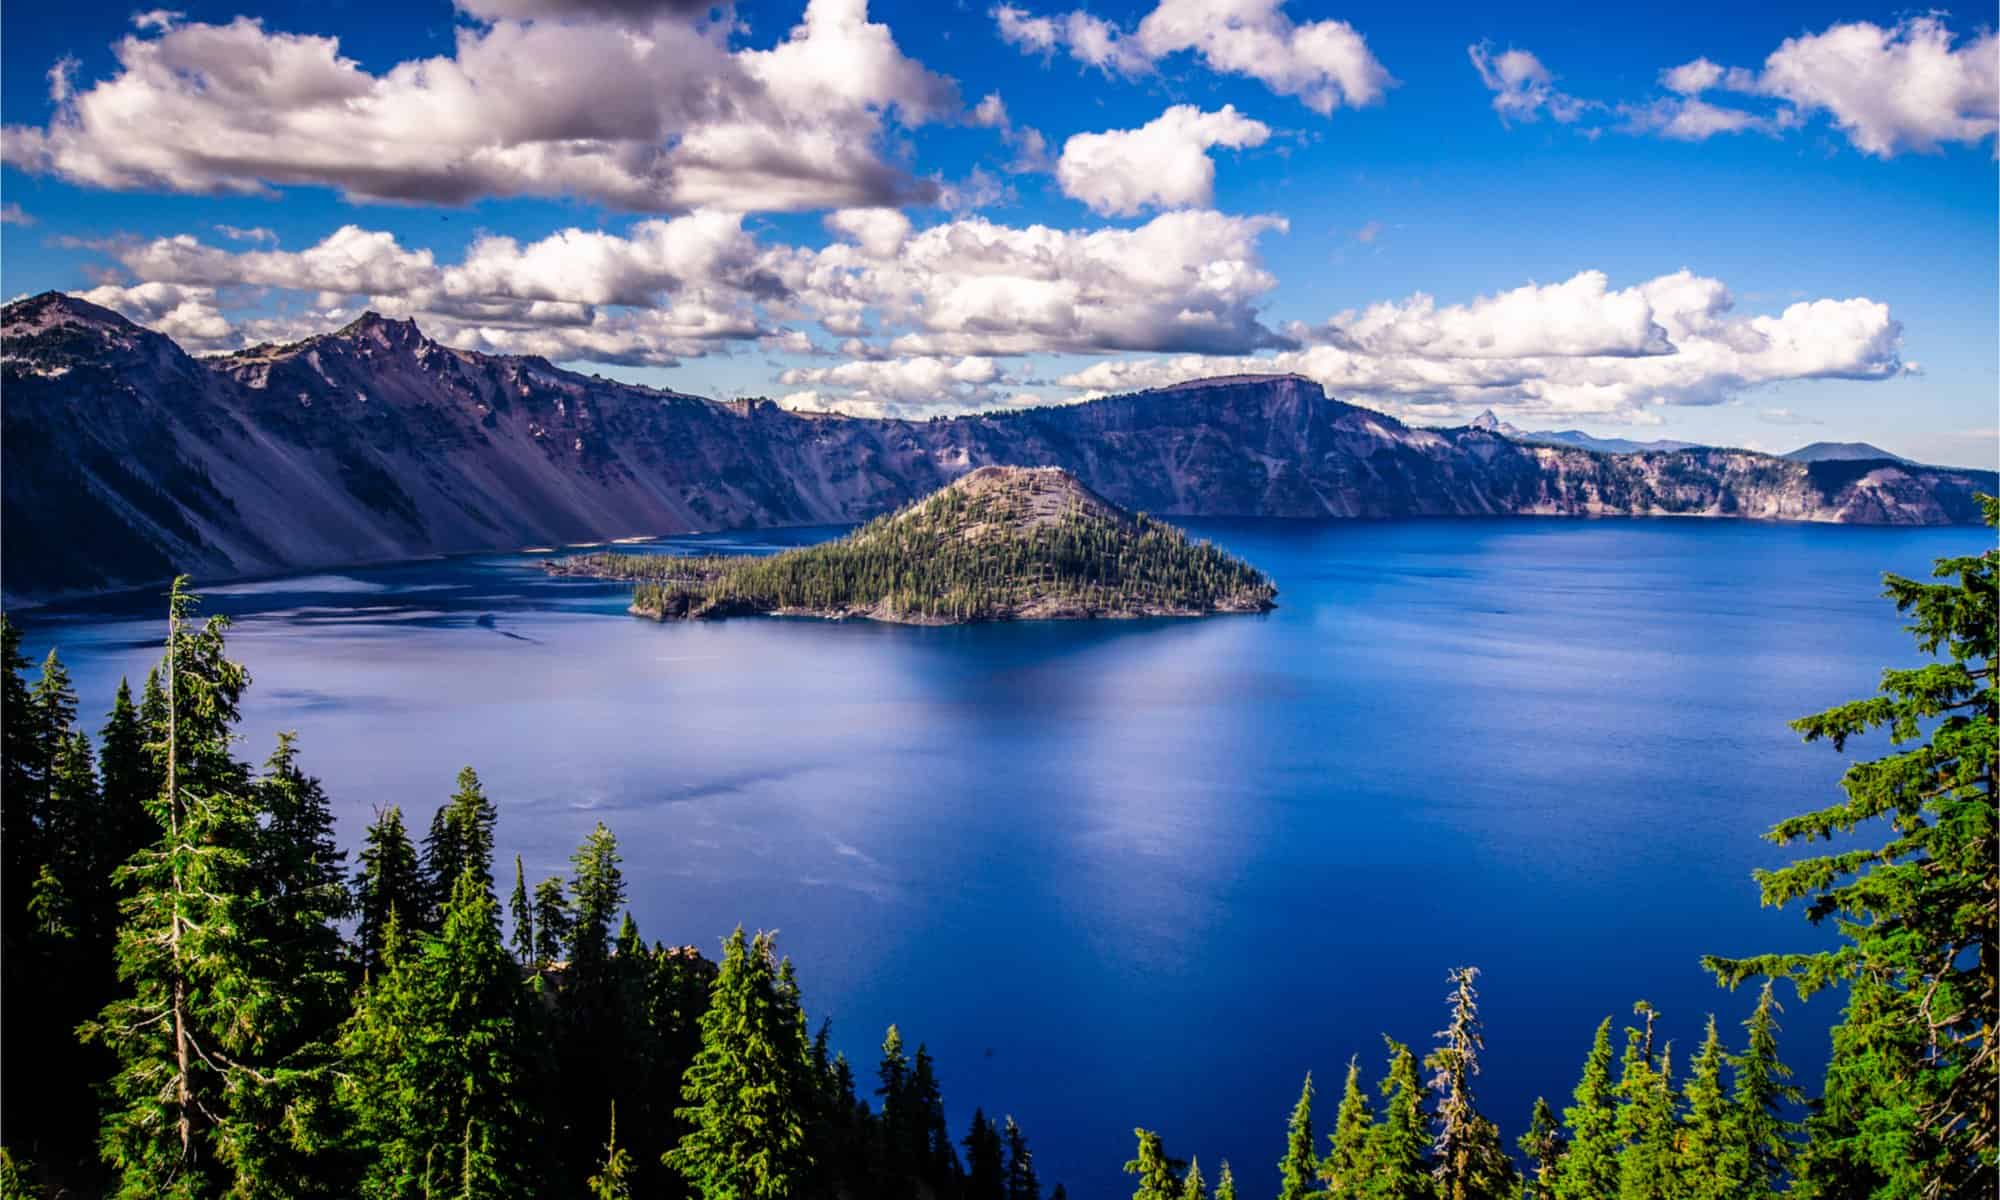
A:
1468 409 1517 434
1783 441 1910 464
2 290 142 338
333 311 430 349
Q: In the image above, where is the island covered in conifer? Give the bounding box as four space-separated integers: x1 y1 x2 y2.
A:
546 466 1278 624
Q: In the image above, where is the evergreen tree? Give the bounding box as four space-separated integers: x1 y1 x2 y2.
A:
227 733 354 1197
1181 1156 1208 1200
567 823 626 969
423 767 498 920
354 806 424 976
1515 1098 1565 1200
1124 1130 1180 1200
665 928 816 1200
1720 982 1799 1197
1705 497 1996 1197
964 1110 1005 1200
1003 1115 1039 1200
0 615 40 914
1322 1057 1375 1199
98 676 159 871
1424 968 1514 1200
507 855 533 966
586 1104 633 1200
1278 1073 1318 1200
1612 1012 1675 1200
340 870 533 1200
1215 1162 1238 1200
1551 1019 1618 1200
877 1024 911 1170
1368 1038 1433 1200
532 876 572 964
909 1043 961 1191
80 579 270 1199
1675 1017 1736 1200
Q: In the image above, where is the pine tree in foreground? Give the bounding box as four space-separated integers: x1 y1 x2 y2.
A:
964 1109 1005 1200
1550 1017 1618 1200
1705 494 1996 1196
1370 1038 1434 1199
1675 1016 1736 1200
1721 982 1799 1199
1123 1129 1179 1200
422 766 498 921
666 928 816 1200
1277 1073 1317 1200
354 805 423 976
1212 1160 1236 1200
586 1104 633 1200
1516 1097 1564 1200
1425 967 1515 1200
1322 1056 1375 1199
340 870 533 1200
568 822 627 969
1179 1155 1207 1200
507 854 533 966
1003 1115 1040 1200
81 579 269 1199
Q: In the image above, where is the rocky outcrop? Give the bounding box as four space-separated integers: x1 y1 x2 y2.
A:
4 292 1993 604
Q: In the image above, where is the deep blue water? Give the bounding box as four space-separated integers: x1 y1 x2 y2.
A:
18 518 1989 1198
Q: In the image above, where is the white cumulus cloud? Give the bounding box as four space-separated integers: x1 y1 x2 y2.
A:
1 0 962 213
1056 104 1270 216
995 0 1389 114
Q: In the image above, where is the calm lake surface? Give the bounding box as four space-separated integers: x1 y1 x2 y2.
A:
20 517 1988 1198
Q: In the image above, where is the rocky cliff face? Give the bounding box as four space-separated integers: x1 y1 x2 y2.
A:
4 292 1992 604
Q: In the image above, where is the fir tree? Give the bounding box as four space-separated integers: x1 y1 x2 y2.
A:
1278 1073 1318 1200
423 767 498 920
98 676 159 872
1004 1115 1040 1200
354 806 423 976
1181 1156 1207 1200
1612 1007 1675 1200
586 1104 633 1200
1214 1162 1237 1200
341 870 533 1200
568 823 626 969
1424 968 1514 1200
532 876 572 964
1720 982 1799 1197
965 1110 1005 1200
909 1043 961 1190
1705 497 1996 1197
878 1025 911 1169
80 579 268 1199
507 855 533 966
1369 1038 1433 1200
226 733 354 1197
1124 1130 1180 1200
1551 1019 1618 1200
1515 1098 1564 1200
665 928 816 1200
1675 1017 1736 1200
1322 1057 1375 1199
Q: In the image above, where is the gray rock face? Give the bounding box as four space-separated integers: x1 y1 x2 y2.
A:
4 292 1993 604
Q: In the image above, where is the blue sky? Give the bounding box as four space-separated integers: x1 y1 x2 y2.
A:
3 0 1994 465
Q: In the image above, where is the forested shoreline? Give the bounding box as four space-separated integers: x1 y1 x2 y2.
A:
549 468 1278 625
1 499 1992 1199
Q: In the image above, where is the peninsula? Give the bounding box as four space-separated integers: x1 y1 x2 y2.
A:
547 467 1277 624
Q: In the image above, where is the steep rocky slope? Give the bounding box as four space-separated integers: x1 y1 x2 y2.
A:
4 292 1992 604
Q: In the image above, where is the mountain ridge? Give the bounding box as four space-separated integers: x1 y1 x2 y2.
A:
4 291 1993 605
